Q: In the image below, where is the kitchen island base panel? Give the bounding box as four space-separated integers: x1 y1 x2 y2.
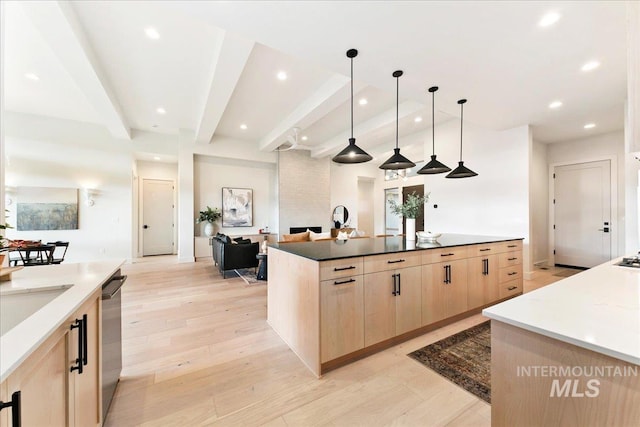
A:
491 320 640 427
267 248 321 376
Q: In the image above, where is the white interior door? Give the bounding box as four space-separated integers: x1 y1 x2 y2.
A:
384 188 400 235
358 179 374 236
554 160 611 268
142 179 174 256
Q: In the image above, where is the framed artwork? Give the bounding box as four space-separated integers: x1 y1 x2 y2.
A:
222 187 253 227
16 186 79 230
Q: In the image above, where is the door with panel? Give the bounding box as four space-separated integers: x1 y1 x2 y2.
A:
363 271 396 346
467 255 498 308
394 265 422 335
72 297 100 427
422 259 468 325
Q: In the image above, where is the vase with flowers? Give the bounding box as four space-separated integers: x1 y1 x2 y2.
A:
388 191 429 241
196 206 222 237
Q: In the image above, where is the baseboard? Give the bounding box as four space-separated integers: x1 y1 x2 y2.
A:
178 256 195 263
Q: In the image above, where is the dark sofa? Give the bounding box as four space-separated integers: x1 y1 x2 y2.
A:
211 234 259 278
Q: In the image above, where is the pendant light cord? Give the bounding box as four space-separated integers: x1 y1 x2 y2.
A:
431 90 435 155
459 102 464 162
395 75 399 149
350 57 354 139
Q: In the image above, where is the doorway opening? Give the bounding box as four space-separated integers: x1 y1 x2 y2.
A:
140 179 175 256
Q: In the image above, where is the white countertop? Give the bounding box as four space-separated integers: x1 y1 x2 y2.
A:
483 258 640 365
0 260 124 382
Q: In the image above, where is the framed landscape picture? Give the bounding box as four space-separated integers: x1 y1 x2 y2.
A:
16 186 79 230
222 187 253 227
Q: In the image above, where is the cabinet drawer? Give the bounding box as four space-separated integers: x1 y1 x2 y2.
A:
364 251 421 274
320 257 364 281
497 240 522 253
498 251 522 268
498 265 522 283
499 279 522 299
466 243 500 258
422 247 468 264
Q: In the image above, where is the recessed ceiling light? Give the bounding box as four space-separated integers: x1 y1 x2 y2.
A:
301 136 308 141
24 73 39 81
277 71 287 81
584 123 596 129
240 124 248 130
359 98 368 106
539 12 561 27
414 116 423 123
153 156 161 161
145 27 160 40
581 61 601 72
156 107 166 115
548 101 563 109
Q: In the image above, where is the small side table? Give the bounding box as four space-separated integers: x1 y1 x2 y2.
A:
256 253 268 281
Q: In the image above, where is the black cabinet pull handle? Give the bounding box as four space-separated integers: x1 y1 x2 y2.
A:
334 266 356 271
508 257 518 261
479 248 491 252
70 318 84 374
508 272 518 276
508 286 518 291
508 244 517 248
387 259 405 264
0 391 21 427
334 278 356 285
392 274 398 295
482 258 489 275
444 265 451 284
397 273 401 296
441 253 455 257
82 314 88 366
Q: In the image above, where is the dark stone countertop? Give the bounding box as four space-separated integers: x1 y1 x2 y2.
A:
269 234 523 261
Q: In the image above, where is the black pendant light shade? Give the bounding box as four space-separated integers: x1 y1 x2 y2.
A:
379 70 416 170
446 99 477 178
418 86 451 174
332 49 372 164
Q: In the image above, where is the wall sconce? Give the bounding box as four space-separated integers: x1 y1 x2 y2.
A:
84 188 99 206
5 186 17 206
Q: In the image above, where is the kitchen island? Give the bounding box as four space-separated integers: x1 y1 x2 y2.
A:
0 260 124 426
267 234 523 376
483 259 640 426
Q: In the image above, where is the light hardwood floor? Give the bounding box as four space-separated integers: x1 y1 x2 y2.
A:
106 258 575 426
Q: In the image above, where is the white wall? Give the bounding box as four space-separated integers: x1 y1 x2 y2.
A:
421 120 530 241
4 113 134 262
547 130 625 257
531 140 549 264
194 155 276 237
330 160 379 231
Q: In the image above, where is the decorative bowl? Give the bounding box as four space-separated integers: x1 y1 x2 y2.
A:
416 231 442 242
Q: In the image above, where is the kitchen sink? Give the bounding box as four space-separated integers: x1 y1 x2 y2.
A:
0 285 73 336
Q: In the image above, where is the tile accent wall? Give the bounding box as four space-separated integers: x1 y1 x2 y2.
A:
278 150 330 237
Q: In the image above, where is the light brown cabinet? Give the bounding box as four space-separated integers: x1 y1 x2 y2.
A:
422 259 468 325
363 265 422 346
1 292 101 427
320 276 364 362
467 254 499 309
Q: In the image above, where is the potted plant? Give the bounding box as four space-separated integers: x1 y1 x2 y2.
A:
388 192 429 241
196 206 221 237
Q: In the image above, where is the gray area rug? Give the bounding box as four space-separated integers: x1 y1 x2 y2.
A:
408 321 491 404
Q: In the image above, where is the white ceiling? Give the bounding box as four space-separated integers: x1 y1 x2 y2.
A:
2 1 628 158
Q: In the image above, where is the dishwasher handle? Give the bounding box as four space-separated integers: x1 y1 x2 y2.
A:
102 275 127 300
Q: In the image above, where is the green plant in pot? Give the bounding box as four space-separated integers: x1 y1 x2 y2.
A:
388 192 429 241
196 206 221 237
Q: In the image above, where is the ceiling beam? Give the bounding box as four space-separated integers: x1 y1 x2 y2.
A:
258 75 367 152
21 1 131 139
311 100 424 158
195 32 254 144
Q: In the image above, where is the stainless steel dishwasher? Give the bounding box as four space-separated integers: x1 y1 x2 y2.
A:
101 270 126 422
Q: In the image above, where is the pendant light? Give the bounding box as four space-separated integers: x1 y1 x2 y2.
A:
379 70 416 170
446 99 478 178
417 86 451 174
332 49 372 164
